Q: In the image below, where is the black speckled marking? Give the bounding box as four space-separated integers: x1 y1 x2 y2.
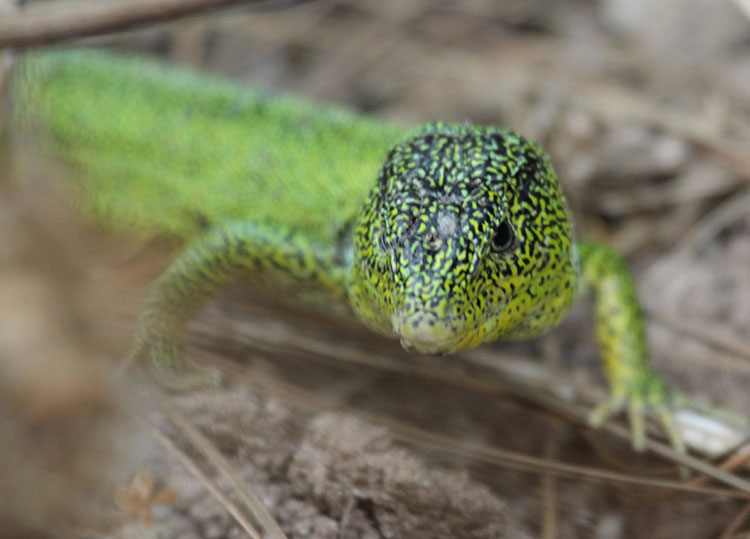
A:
348 122 578 351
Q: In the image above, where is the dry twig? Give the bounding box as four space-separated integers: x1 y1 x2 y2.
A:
147 423 266 539
227 357 750 498
650 310 750 365
719 502 750 539
188 295 750 483
0 0 284 48
157 391 289 539
573 83 750 182
192 321 750 494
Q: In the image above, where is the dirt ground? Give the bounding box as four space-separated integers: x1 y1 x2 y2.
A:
1 0 749 537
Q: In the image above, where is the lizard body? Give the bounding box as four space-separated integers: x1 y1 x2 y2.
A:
15 50 403 243
13 49 679 450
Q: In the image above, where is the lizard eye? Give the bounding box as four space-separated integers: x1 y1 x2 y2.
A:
491 220 517 253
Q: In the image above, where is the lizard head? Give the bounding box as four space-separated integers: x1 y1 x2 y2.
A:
348 123 579 354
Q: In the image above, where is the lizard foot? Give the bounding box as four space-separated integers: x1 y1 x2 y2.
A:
124 331 222 390
589 371 685 455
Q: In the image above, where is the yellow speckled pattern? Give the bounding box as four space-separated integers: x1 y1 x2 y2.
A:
15 49 679 449
348 123 578 353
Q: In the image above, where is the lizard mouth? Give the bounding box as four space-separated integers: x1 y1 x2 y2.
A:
391 310 463 354
399 336 458 355
391 301 511 355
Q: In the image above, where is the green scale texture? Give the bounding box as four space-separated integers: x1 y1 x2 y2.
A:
15 49 404 243
13 49 681 452
349 124 578 353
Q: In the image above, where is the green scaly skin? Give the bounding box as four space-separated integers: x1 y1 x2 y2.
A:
14 49 681 451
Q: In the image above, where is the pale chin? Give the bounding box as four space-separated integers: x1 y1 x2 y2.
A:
397 336 458 355
391 308 465 355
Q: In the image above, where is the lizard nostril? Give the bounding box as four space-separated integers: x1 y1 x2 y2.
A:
423 231 443 251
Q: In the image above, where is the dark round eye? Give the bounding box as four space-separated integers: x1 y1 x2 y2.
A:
491 220 516 253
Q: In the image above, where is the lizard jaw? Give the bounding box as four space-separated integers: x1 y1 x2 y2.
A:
392 310 458 354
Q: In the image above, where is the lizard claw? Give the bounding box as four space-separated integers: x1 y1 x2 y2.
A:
589 372 685 455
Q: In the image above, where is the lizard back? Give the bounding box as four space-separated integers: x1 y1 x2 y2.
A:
13 49 406 245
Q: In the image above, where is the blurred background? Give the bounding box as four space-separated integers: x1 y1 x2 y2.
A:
1 0 749 537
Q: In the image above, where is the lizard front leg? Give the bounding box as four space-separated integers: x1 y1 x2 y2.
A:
127 221 349 387
576 241 684 453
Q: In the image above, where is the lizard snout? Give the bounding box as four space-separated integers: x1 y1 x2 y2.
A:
392 309 457 354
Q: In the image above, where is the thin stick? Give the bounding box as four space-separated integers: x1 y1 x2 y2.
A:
574 83 750 182
650 310 750 364
0 0 16 129
0 0 284 48
718 502 750 539
541 437 559 539
690 444 750 491
383 415 750 498
189 311 750 489
205 352 750 497
147 423 264 539
157 392 289 539
671 188 750 256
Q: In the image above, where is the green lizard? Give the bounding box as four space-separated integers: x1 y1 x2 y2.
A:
12 49 682 452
